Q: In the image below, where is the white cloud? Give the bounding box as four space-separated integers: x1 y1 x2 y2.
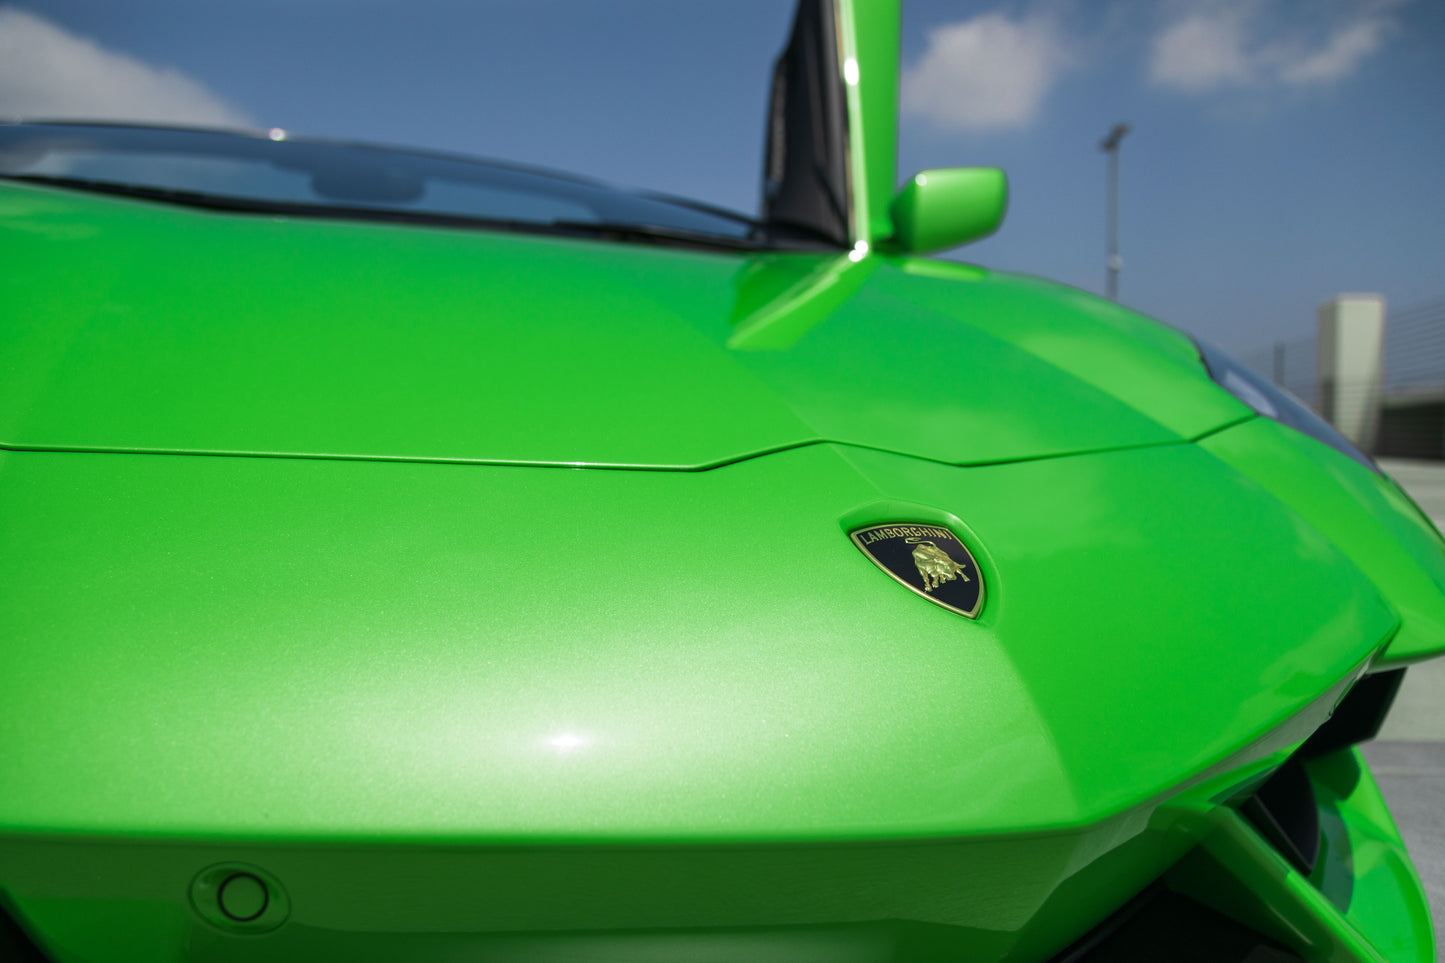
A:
1148 0 1406 93
902 13 1070 131
1149 9 1252 90
1276 15 1392 85
0 6 250 127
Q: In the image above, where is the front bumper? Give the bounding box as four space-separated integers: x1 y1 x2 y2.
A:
2 736 1433 963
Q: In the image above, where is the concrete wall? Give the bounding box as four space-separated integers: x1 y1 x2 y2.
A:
1317 295 1385 451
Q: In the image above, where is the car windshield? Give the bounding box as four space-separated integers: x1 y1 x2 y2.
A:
0 123 796 248
0 1 834 251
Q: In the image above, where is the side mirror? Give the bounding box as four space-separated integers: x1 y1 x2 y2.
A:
887 168 1008 255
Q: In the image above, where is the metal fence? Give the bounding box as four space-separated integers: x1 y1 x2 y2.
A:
1384 297 1445 396
1378 297 1445 458
1241 336 1318 410
1243 296 1445 458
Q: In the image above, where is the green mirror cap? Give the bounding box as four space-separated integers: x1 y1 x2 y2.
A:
888 167 1008 255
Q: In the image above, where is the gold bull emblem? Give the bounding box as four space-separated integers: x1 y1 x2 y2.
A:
908 538 970 592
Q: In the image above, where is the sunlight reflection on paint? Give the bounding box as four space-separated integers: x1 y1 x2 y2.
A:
548 733 589 753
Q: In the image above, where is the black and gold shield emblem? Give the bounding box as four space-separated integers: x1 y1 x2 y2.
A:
849 523 984 618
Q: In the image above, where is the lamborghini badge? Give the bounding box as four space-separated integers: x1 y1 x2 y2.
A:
850 523 984 618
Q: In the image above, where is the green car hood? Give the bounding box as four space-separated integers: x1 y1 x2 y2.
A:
0 184 1415 956
0 438 1395 843
0 182 1246 469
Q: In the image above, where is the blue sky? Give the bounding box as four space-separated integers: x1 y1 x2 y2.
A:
2 0 1441 356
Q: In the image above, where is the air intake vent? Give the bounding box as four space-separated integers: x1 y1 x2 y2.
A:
1055 885 1304 962
0 894 54 963
1240 755 1320 874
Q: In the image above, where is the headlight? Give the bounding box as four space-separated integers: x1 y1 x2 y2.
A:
1194 339 1378 473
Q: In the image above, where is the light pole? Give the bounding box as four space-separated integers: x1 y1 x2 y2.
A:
1100 122 1130 301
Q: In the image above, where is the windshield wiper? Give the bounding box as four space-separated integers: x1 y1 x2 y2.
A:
546 220 762 251
550 217 843 253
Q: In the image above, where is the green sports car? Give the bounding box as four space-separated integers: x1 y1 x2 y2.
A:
1 1 1442 961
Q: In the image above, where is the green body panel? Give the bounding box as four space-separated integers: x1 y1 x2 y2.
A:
1200 418 1445 665
1309 748 1436 960
4 181 1443 960
874 260 1253 443
0 808 1228 963
6 750 1431 963
1165 747 1433 962
8 750 1425 963
726 251 877 352
837 0 899 244
3 0 1442 957
0 440 1393 841
0 182 1248 470
0 435 1406 961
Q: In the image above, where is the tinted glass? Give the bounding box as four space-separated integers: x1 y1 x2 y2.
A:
0 123 761 239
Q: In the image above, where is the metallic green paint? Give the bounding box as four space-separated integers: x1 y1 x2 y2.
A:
887 167 1009 255
837 0 899 244
3 0 1443 955
0 422 1412 960
1309 748 1436 960
873 258 1255 441
0 441 1393 842
726 251 876 351
0 181 1241 470
2 177 1440 961
0 809 1244 963
1166 747 1433 962
1200 418 1445 666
